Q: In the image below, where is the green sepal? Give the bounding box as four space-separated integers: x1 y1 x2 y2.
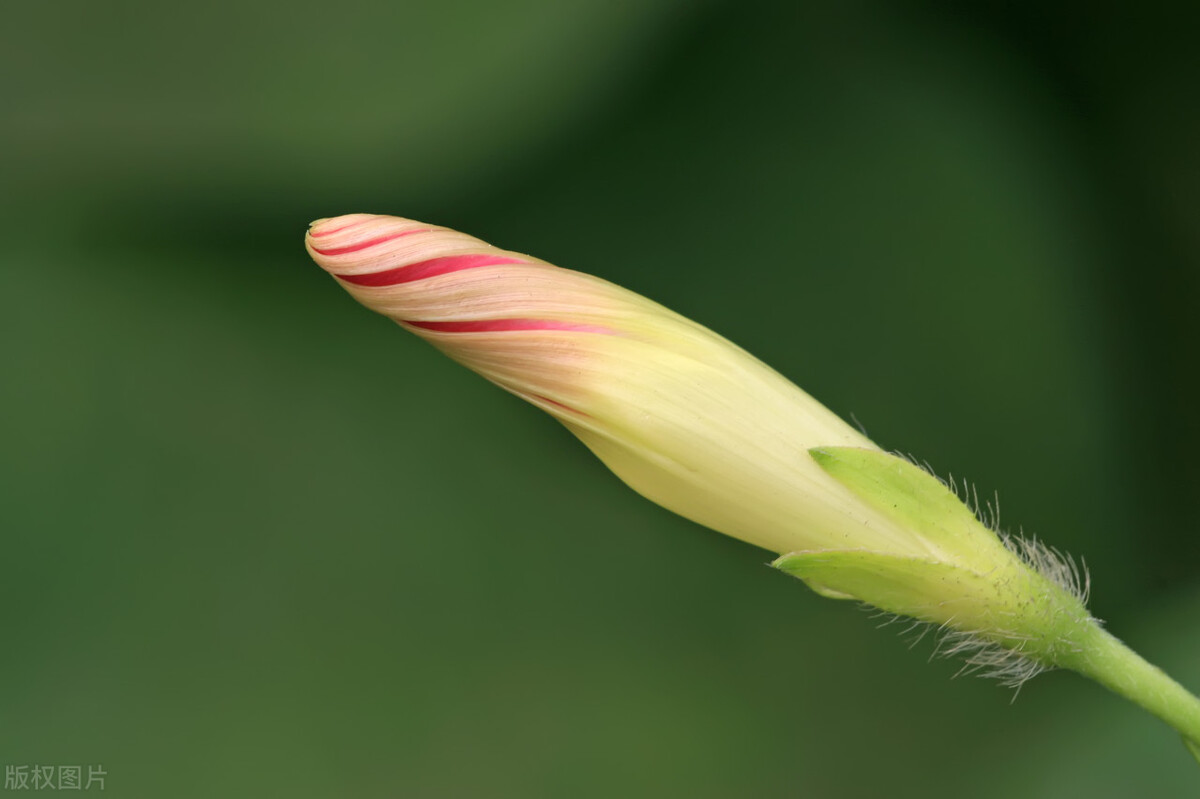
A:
772 549 1002 625
777 448 1095 650
808 447 1012 570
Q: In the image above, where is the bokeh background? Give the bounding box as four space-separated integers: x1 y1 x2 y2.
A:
3 1 1199 796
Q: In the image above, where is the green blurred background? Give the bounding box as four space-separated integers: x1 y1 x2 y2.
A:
3 1 1199 796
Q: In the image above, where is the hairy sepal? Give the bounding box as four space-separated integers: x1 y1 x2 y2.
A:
774 447 1097 673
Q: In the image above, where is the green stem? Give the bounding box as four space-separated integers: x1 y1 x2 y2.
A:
1058 622 1200 759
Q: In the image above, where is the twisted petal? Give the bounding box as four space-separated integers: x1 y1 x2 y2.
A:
306 214 937 558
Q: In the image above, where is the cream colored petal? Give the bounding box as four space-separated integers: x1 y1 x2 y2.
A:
306 214 941 557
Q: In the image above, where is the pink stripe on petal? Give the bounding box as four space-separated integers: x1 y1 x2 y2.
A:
338 254 526 287
405 318 615 334
530 394 590 417
311 229 431 256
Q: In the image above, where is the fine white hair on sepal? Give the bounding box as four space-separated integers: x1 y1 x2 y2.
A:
867 606 1049 692
893 452 1093 605
999 531 1092 607
878 454 1095 692
934 628 1049 694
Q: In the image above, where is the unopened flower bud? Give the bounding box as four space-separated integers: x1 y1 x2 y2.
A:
305 213 1200 754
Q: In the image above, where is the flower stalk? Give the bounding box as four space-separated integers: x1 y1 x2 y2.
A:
305 212 1200 765
1056 625 1200 760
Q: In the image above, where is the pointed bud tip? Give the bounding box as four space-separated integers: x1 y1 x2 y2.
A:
306 213 384 242
305 213 442 278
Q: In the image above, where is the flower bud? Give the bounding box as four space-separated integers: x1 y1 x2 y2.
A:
306 214 1200 745
304 213 1092 665
308 214 920 557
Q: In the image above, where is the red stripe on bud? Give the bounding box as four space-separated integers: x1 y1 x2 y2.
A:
310 229 431 256
338 254 527 287
530 394 589 417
